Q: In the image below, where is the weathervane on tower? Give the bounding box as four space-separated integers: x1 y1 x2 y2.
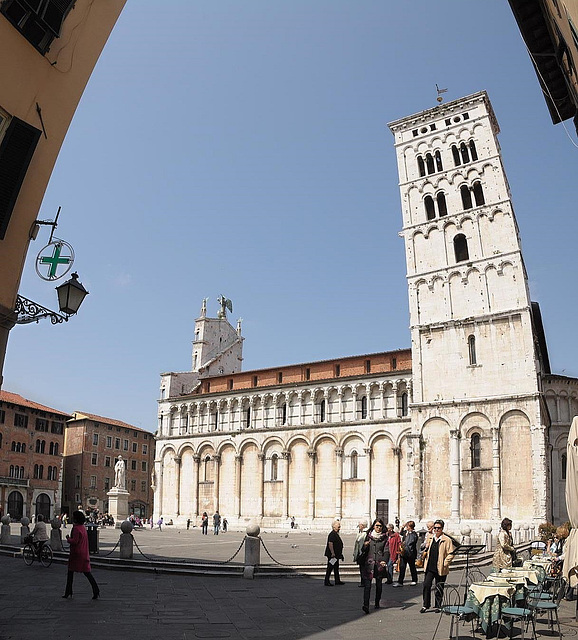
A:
217 295 233 319
436 83 448 103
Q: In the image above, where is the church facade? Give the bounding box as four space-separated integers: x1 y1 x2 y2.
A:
154 92 574 531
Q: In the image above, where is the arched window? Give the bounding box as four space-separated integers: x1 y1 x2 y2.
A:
245 407 251 429
437 192 448 217
49 442 54 455
460 185 472 210
7 491 23 520
562 454 567 480
319 399 326 423
452 145 461 166
53 442 58 456
400 392 409 416
469 140 478 161
11 441 15 451
470 433 481 468
468 334 477 365
350 450 358 479
34 464 39 479
9 465 14 477
35 439 41 453
425 153 435 174
424 195 435 220
460 142 470 164
435 150 443 172
213 411 219 431
281 403 287 425
41 440 45 454
454 234 469 262
361 396 368 419
22 443 25 453
473 181 485 206
271 454 278 481
417 155 425 177
203 456 211 482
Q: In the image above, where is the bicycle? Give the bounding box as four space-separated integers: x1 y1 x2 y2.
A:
22 536 53 567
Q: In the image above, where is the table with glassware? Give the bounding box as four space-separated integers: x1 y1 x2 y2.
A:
465 568 541 638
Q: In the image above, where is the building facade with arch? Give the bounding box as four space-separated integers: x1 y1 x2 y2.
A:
154 92 574 531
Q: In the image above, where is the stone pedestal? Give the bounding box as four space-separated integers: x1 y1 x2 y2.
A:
1 515 11 544
243 524 261 579
107 488 130 527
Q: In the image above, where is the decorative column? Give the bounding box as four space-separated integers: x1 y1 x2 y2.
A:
364 446 372 524
192 454 200 517
450 430 460 521
234 454 242 518
392 446 401 521
226 400 232 431
405 434 421 519
299 392 305 426
491 427 501 520
282 450 290 519
335 448 343 519
307 449 316 520
338 389 344 422
258 452 265 518
352 389 358 421
153 459 162 520
212 454 221 512
531 422 549 522
174 457 181 516
392 382 399 417
380 383 387 419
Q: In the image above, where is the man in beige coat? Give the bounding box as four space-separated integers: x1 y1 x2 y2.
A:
420 519 456 612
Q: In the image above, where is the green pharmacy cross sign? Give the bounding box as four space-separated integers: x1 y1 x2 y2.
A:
35 240 75 281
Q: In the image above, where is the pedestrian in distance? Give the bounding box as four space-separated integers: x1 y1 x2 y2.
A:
353 520 368 587
222 517 228 533
213 511 221 535
386 523 401 583
394 520 419 587
186 518 191 530
62 510 99 600
420 519 456 613
157 517 163 531
359 518 389 613
290 516 295 529
324 519 345 586
201 512 208 535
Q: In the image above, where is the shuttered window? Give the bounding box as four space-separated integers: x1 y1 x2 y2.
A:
0 117 41 240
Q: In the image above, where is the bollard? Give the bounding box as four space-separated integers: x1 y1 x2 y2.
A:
1 514 11 545
119 520 134 559
20 517 30 544
50 518 64 551
460 526 471 546
244 523 261 579
482 524 492 552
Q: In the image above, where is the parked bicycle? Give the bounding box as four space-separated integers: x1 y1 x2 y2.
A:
22 535 53 567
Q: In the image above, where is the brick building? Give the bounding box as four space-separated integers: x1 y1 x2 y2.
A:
63 412 154 518
0 390 69 521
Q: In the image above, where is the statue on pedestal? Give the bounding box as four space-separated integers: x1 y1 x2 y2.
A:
114 455 126 490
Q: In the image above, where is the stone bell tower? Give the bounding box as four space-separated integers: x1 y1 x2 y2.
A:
388 91 549 524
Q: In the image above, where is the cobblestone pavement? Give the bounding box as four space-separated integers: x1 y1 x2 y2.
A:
2 525 578 639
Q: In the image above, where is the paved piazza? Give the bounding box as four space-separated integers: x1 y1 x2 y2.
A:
1 525 578 639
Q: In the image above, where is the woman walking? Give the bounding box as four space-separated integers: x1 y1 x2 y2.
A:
492 518 515 572
62 510 99 600
324 520 345 586
360 518 389 613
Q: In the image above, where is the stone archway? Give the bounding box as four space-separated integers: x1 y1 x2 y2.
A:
35 493 51 520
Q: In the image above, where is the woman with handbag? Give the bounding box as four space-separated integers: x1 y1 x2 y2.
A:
360 518 390 613
395 520 419 586
492 518 515 572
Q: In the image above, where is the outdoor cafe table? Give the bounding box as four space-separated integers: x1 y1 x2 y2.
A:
522 559 550 582
487 574 527 603
466 581 516 638
500 568 540 585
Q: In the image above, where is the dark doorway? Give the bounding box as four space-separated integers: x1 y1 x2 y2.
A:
375 499 389 524
35 493 51 520
7 491 23 520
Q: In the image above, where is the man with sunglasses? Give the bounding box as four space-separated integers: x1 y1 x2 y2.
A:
420 519 455 613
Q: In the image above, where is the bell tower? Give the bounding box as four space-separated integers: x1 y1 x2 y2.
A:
388 92 549 524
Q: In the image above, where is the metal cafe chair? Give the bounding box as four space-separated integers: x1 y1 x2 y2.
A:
527 576 565 638
433 585 478 640
497 593 537 640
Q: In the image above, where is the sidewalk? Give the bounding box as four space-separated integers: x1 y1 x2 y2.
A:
2 525 577 639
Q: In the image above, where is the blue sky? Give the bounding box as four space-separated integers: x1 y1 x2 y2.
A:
5 0 578 431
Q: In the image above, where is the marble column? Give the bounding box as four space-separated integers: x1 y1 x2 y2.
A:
491 427 501 520
307 449 316 520
192 454 200 517
364 447 372 524
235 454 243 518
212 454 221 512
450 430 460 520
174 457 181 515
405 434 421 519
335 448 343 518
282 450 290 519
392 446 401 521
258 452 265 518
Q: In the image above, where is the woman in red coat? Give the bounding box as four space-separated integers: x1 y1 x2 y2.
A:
62 511 100 599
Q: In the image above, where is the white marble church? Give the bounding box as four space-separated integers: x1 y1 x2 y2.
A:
154 92 576 532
